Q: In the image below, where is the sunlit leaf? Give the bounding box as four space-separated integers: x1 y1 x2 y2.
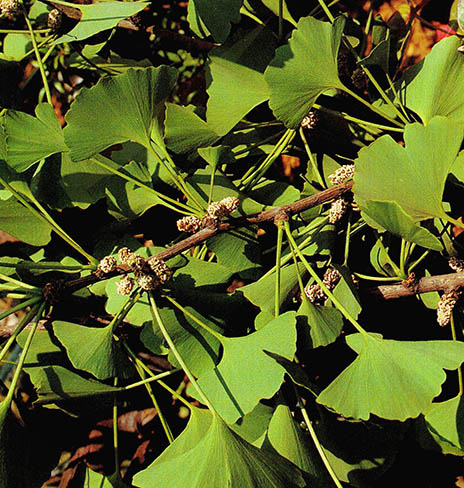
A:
297 299 344 348
265 16 346 128
317 333 464 420
53 321 133 380
206 25 276 135
401 36 464 128
198 312 297 422
25 365 120 404
133 408 306 487
64 67 178 161
359 201 443 251
53 2 149 44
4 103 67 172
0 198 51 246
353 116 462 222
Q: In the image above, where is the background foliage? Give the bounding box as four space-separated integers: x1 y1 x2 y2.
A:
1 0 464 487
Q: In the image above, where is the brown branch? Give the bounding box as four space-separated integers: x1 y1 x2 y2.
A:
49 181 352 298
367 272 464 300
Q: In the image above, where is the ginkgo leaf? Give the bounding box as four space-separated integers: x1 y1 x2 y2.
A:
353 116 462 222
0 198 51 246
53 321 133 380
401 36 464 128
265 16 346 128
197 312 297 423
4 103 67 172
317 333 464 421
424 395 464 455
53 2 149 44
64 66 178 161
360 201 443 251
187 0 242 42
206 25 276 136
133 408 306 488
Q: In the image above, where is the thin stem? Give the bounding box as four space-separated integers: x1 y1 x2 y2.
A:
0 296 42 322
293 385 343 488
445 215 464 231
0 304 40 364
123 342 174 444
148 293 215 412
353 272 401 282
163 295 224 342
299 127 325 187
0 28 50 34
312 103 404 133
91 156 198 216
112 378 121 479
123 369 180 391
275 221 284 317
4 302 45 404
450 313 463 397
343 212 352 266
284 221 368 336
157 378 193 410
22 5 52 105
0 262 95 272
407 249 430 275
0 175 97 265
375 235 402 276
0 273 39 291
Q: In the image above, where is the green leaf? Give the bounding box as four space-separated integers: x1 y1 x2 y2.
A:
261 0 297 26
401 36 464 128
187 0 242 42
265 16 346 128
0 197 51 246
198 311 297 422
164 103 219 154
424 395 464 455
84 469 130 487
25 365 120 404
241 263 305 317
4 103 67 172
267 404 323 474
353 117 462 222
297 299 344 348
53 321 133 380
359 201 443 251
53 2 149 44
206 25 276 135
64 66 178 161
133 408 306 487
2 33 31 60
317 333 464 420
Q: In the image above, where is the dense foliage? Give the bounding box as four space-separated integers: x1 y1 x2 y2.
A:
1 0 464 486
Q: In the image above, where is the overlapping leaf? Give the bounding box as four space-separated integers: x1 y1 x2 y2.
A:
53 321 133 380
317 333 464 420
265 16 346 128
64 67 178 161
197 312 297 423
53 2 149 44
4 103 67 172
206 25 276 135
400 36 464 128
354 116 462 223
133 408 306 487
187 0 242 42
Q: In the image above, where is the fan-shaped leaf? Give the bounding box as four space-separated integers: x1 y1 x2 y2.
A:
198 312 297 423
353 116 462 222
4 103 67 172
133 408 306 487
401 36 464 128
53 321 133 380
317 333 464 420
265 16 346 128
360 201 443 251
64 67 178 161
53 2 149 44
187 0 242 42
